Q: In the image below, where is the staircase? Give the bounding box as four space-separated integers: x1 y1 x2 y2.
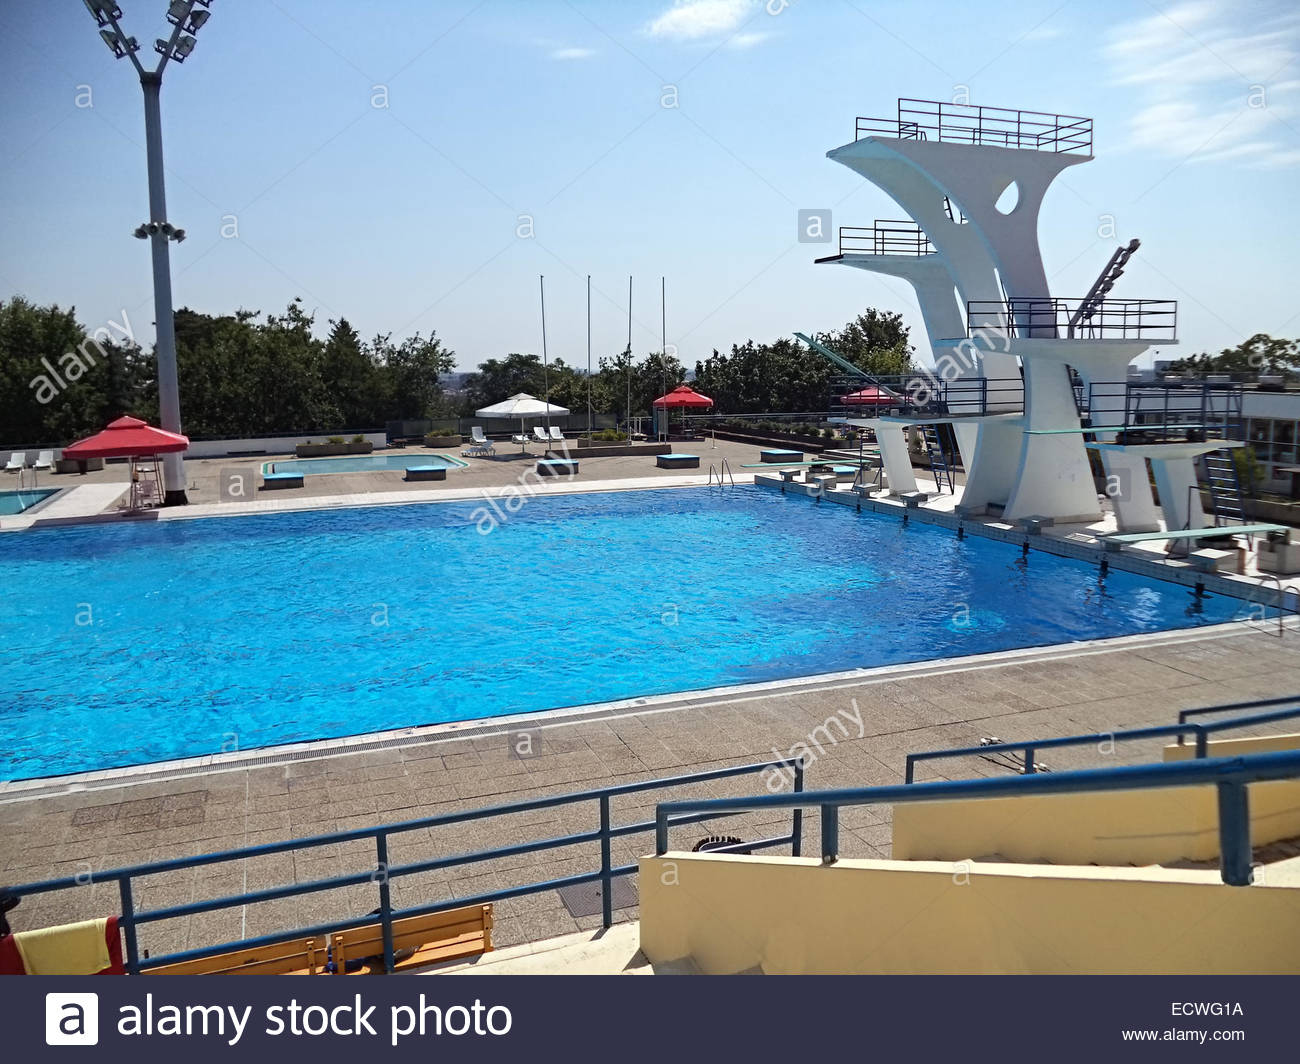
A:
922 425 954 493
1201 450 1246 527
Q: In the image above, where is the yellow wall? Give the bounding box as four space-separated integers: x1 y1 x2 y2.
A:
639 852 1300 975
891 733 1300 866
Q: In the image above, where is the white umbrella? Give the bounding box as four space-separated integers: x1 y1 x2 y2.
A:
475 393 569 451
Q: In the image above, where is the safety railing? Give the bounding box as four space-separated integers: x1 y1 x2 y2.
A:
903 702 1300 783
1177 694 1300 728
657 750 1300 886
822 222 933 258
1083 380 1245 442
965 298 1178 340
828 373 1024 418
855 99 1093 154
4 758 803 975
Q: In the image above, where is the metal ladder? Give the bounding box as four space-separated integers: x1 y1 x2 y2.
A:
707 458 735 488
1201 450 1246 526
921 425 954 493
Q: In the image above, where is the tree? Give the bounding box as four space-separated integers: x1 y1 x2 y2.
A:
465 353 546 410
375 330 458 420
1169 334 1299 378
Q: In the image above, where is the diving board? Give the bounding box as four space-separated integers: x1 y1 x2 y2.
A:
1027 424 1207 436
1100 523 1289 550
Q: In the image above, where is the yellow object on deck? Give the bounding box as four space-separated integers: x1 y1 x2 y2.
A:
13 917 112 975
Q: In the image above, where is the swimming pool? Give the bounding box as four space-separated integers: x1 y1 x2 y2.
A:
0 488 57 516
3 486 1251 779
269 453 466 475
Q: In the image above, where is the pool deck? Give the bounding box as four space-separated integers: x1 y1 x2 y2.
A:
4 440 1300 958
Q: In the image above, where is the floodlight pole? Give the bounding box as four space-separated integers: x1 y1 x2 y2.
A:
140 70 187 504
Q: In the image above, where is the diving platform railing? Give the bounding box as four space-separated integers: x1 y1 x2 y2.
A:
657 749 1300 886
828 373 1024 418
854 99 1093 154
1083 380 1244 441
3 758 803 975
965 298 1178 340
815 221 934 261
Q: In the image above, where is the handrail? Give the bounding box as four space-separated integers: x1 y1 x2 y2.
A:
1178 693 1300 727
4 757 803 974
966 298 1177 341
656 750 1300 885
903 702 1300 782
854 99 1093 154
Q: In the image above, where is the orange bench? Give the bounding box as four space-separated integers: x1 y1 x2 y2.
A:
333 905 493 974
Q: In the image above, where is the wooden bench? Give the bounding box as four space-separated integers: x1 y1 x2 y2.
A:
403 465 446 482
261 471 304 490
147 937 325 975
333 905 493 974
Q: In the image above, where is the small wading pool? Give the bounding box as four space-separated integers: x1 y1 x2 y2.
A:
267 454 466 476
2 485 1257 779
0 488 57 516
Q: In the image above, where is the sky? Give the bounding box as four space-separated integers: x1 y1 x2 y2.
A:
2 0 1299 375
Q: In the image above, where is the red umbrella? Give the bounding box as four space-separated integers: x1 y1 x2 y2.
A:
62 416 189 459
652 385 713 409
839 386 904 408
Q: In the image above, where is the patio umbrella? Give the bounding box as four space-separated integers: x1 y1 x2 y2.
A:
62 416 189 509
652 385 713 436
839 385 904 410
651 385 713 411
475 393 569 451
62 415 189 459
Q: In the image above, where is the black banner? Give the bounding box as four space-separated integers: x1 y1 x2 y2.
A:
3 976 1291 1060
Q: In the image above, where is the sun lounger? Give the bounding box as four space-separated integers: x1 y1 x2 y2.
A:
4 453 23 472
468 426 495 455
533 427 550 443
33 450 53 471
549 426 565 442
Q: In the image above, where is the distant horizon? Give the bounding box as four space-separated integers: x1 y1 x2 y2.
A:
3 0 1298 375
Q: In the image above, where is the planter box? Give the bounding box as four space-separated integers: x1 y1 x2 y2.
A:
55 457 105 474
565 443 672 458
295 441 374 458
423 435 461 448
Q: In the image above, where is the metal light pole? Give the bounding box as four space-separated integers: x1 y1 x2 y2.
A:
83 1 214 505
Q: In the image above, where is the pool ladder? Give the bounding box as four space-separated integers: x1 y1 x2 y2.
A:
707 458 735 488
1255 575 1300 638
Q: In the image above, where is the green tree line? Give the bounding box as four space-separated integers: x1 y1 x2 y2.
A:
3 294 914 445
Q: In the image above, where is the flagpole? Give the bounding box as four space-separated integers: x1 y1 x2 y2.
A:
626 275 633 435
586 274 592 435
539 274 550 435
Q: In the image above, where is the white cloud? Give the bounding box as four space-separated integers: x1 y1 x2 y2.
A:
647 0 756 42
726 31 772 50
1103 0 1300 168
550 46 596 61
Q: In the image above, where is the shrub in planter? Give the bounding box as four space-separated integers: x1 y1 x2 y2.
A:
424 433 462 447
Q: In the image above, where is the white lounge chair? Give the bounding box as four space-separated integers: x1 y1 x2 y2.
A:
4 453 23 472
549 427 565 442
33 450 53 471
464 426 495 456
533 427 550 444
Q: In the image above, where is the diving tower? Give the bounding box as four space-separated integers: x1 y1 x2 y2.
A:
817 98 1229 531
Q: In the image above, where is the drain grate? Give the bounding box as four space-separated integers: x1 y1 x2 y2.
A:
556 877 638 919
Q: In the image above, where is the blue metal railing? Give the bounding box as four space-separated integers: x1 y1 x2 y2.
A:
903 701 1300 783
4 758 803 975
655 750 1300 886
1176 694 1300 727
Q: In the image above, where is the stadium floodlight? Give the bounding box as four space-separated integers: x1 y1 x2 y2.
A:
99 28 139 58
85 1 217 505
83 1 123 28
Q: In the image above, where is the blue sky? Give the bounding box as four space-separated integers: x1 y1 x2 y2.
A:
2 0 1298 374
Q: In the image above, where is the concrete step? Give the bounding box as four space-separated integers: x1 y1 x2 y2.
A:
417 923 698 976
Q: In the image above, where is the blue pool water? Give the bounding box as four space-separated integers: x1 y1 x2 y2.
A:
0 488 57 516
2 486 1250 779
270 453 465 475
